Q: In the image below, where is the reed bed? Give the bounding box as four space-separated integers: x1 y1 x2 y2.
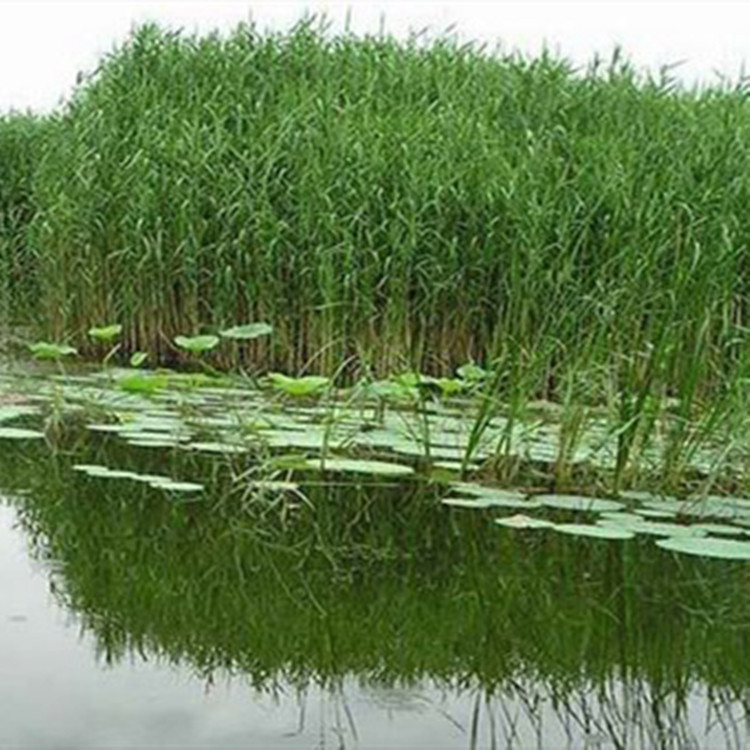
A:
5 21 750 473
0 112 46 324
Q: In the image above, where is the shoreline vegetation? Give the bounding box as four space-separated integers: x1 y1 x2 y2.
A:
4 19 750 489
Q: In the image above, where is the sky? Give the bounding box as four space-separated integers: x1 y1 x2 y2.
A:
1 1 750 114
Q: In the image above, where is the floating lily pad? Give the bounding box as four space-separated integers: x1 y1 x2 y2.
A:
219 323 273 340
186 442 248 454
598 518 706 537
689 523 748 537
268 373 330 397
639 498 686 514
0 427 45 440
301 457 414 476
174 335 220 353
119 373 170 394
494 514 554 530
0 405 38 423
451 483 530 502
28 342 77 360
538 494 624 513
88 324 122 342
442 494 534 509
125 437 183 449
599 512 648 524
656 536 750 560
149 478 204 493
73 464 138 480
556 523 635 540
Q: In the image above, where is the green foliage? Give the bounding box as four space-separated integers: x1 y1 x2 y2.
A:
219 322 273 340
129 351 148 368
28 341 77 360
6 21 750 483
267 372 330 397
0 113 50 322
87 323 122 342
19 19 750 388
174 334 220 353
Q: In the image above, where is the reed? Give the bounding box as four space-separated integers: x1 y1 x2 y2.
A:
0 112 47 324
5 20 750 478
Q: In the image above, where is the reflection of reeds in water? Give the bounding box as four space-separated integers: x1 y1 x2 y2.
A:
2 439 750 749
202 677 750 749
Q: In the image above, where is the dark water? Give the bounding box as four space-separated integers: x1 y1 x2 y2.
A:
1 432 750 749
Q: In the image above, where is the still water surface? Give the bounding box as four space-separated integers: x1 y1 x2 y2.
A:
0 368 750 748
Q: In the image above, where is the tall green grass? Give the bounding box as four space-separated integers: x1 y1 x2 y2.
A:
9 20 750 478
0 112 47 324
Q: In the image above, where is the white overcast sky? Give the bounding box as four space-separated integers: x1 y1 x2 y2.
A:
1 1 750 114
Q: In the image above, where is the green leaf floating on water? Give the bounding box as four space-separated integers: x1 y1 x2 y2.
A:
555 523 635 540
174 335 220 353
301 457 414 476
690 523 749 537
87 324 122 342
537 494 625 513
268 373 330 397
186 442 248 454
150 479 204 493
0 427 45 440
442 495 534 509
219 323 273 340
119 373 170 394
28 341 77 360
656 536 750 560
494 514 555 530
0 405 39 424
130 351 148 368
73 464 138 480
597 518 707 537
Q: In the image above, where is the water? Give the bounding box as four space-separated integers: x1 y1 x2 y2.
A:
2 366 750 747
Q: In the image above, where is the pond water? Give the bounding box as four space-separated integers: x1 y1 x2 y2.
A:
2 363 750 748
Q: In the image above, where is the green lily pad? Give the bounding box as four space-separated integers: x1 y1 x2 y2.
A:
28 342 77 360
656 536 750 560
494 514 554 530
88 324 122 342
219 323 273 340
186 442 248 454
0 405 38 423
174 335 220 353
599 512 647 524
442 494 534 509
555 523 635 540
301 457 414 476
0 427 45 440
73 464 138 480
598 518 706 537
538 494 625 513
119 374 170 394
149 478 204 493
268 373 330 397
451 483 531 502
125 438 183 449
690 523 748 537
